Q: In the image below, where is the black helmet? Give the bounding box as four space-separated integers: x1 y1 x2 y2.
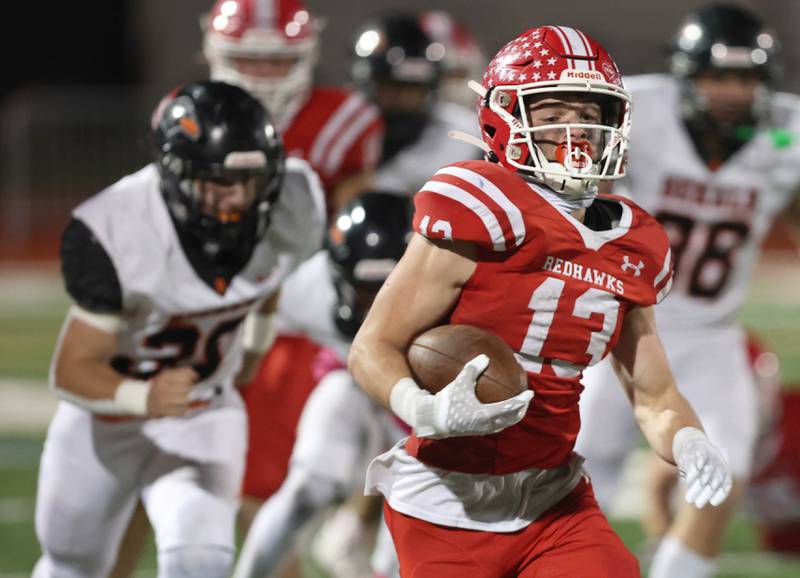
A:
350 13 445 161
152 81 285 270
667 3 779 82
326 191 412 339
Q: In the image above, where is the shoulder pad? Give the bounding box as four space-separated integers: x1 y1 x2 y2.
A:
770 92 800 147
60 218 123 313
267 157 326 260
413 160 529 252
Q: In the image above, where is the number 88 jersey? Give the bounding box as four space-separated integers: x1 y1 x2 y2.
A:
408 159 673 475
620 74 800 330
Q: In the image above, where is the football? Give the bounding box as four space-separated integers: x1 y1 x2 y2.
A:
407 324 528 403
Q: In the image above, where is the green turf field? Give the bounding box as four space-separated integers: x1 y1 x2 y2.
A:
3 431 800 578
0 257 798 577
0 270 69 381
2 430 800 578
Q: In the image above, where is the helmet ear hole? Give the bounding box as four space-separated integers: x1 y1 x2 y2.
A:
495 90 512 108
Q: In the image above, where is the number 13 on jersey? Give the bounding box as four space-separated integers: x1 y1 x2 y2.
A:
517 277 621 377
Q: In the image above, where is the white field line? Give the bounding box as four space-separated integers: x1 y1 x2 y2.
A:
0 379 55 434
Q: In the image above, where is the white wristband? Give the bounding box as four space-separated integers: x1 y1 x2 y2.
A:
241 312 277 354
113 379 151 416
389 377 429 428
672 426 706 459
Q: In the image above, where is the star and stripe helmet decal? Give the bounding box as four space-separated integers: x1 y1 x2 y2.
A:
477 26 631 197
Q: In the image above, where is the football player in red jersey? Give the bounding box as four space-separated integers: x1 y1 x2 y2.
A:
348 25 732 578
204 0 383 220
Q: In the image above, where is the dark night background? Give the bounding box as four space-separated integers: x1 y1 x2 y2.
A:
0 0 797 258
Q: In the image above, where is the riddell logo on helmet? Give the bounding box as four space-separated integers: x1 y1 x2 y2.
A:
560 70 605 81
602 62 618 82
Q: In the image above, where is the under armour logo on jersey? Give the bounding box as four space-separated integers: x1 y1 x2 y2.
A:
620 255 644 277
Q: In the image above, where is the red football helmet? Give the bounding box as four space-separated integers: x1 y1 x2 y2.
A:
476 26 631 197
203 0 320 127
419 11 486 108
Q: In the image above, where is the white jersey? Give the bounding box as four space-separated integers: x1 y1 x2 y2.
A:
274 250 350 361
34 158 326 575
620 74 800 329
70 158 325 402
375 101 480 195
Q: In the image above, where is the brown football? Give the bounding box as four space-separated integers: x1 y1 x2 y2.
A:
407 324 528 403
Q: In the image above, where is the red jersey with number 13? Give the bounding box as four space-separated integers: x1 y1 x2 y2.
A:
408 160 673 474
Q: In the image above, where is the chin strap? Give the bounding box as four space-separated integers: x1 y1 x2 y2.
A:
467 79 487 98
447 80 494 156
448 130 491 153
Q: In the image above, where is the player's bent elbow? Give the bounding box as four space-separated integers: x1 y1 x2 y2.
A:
347 330 387 395
346 336 368 384
50 366 92 403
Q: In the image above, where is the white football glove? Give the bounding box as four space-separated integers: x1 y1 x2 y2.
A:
673 427 733 508
390 354 533 440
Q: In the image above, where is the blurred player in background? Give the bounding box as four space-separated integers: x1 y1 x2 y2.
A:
33 81 325 578
746 340 800 554
351 12 481 195
109 3 382 571
349 24 732 578
418 10 487 109
232 192 411 578
110 5 371 567
574 4 800 577
204 0 383 220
